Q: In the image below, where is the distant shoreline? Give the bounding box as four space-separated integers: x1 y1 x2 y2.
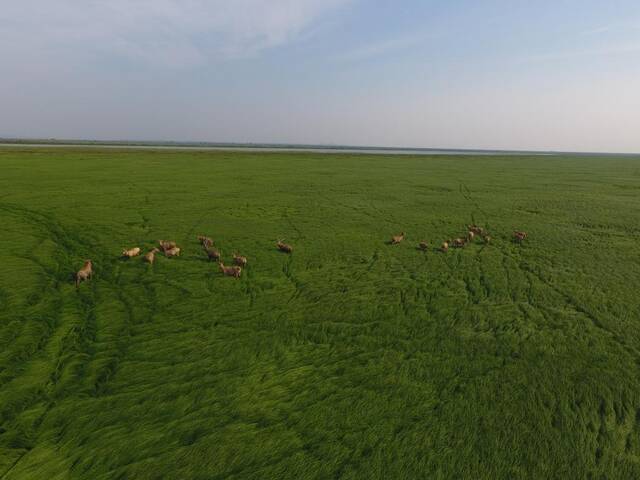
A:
0 139 637 157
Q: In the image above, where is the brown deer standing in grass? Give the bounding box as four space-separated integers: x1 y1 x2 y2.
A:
219 262 242 278
467 231 475 242
418 241 429 251
277 240 293 253
75 260 93 287
164 247 181 257
122 247 141 258
450 238 466 248
205 247 221 262
390 232 405 245
482 235 491 244
158 240 177 253
233 253 247 267
198 236 213 248
513 231 527 243
468 225 485 236
441 241 449 253
144 248 160 264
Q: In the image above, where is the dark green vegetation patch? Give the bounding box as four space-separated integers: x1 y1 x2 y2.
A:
1 147 640 479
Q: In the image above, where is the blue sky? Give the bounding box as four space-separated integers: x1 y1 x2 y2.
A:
2 0 640 152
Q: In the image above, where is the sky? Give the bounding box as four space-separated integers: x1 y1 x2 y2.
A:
1 0 640 153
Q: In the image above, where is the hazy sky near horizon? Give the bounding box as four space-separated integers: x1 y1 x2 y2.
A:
2 1 640 152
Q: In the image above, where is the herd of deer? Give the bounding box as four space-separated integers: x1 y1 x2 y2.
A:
75 227 527 287
390 225 527 253
74 236 294 287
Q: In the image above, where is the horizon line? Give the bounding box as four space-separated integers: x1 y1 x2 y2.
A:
1 137 639 157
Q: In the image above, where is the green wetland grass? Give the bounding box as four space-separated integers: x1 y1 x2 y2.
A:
1 147 640 479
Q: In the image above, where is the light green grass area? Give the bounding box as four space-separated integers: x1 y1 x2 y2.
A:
1 147 640 479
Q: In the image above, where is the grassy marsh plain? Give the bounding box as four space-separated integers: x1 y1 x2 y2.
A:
1 147 640 479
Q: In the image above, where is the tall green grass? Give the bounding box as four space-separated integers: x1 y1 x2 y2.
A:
1 147 640 479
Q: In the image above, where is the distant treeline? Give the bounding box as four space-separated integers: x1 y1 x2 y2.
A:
1 137 637 156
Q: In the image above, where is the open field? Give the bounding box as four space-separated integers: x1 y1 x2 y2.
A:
1 147 640 479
